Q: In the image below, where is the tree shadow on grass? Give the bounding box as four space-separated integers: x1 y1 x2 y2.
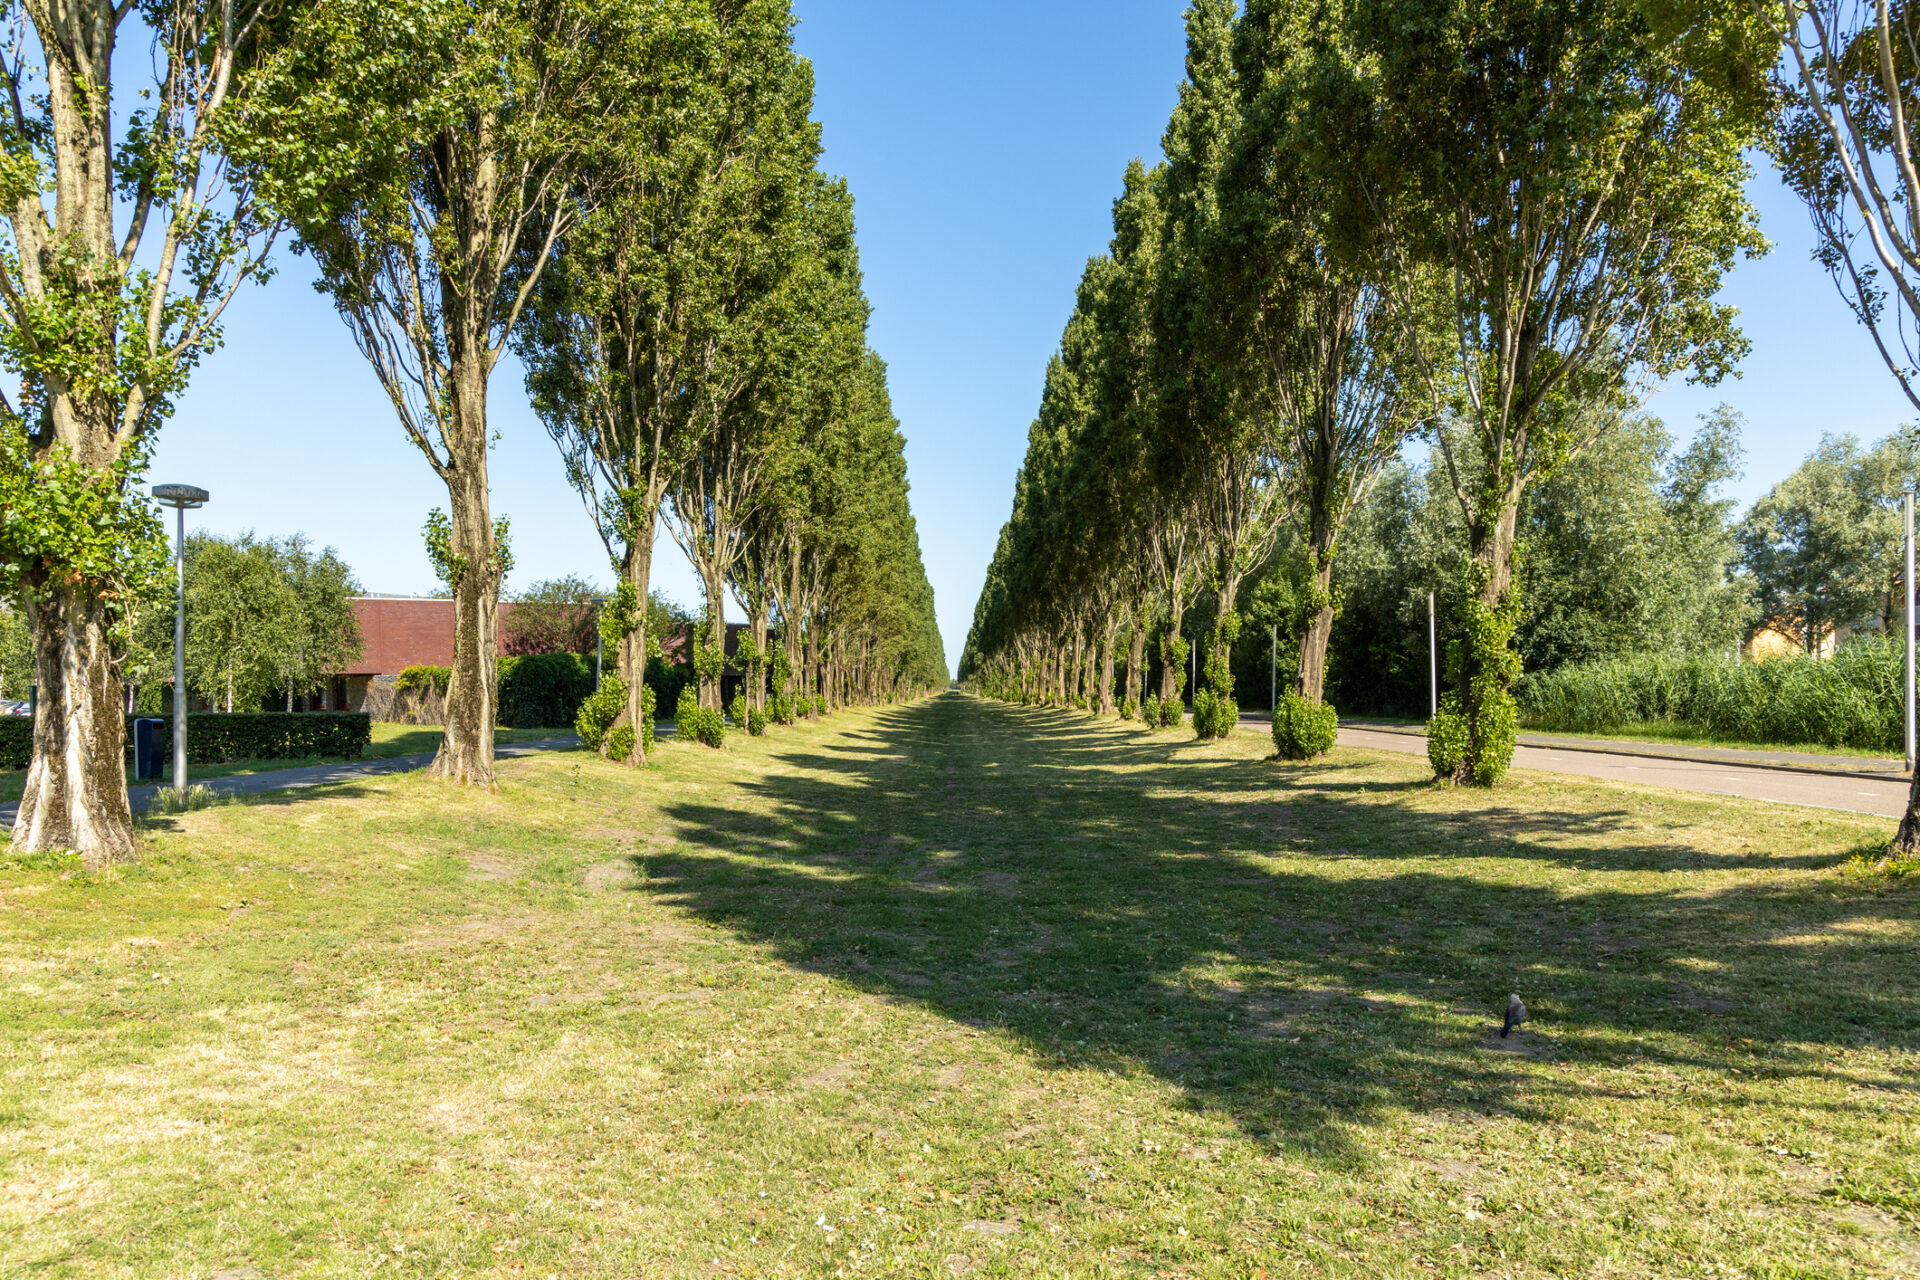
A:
642 694 1920 1161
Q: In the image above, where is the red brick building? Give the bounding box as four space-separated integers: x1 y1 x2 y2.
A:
339 597 520 711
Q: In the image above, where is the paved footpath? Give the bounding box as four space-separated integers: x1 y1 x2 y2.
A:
1333 723 1913 819
0 737 583 826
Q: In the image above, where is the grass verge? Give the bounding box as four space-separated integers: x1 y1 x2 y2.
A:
0 695 1914 1277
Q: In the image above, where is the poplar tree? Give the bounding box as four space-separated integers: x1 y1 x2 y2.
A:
0 0 282 862
246 0 622 787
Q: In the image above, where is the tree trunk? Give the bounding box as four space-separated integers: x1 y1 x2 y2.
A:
750 598 770 714
615 517 658 765
12 583 137 867
1159 586 1187 704
1453 500 1522 785
698 559 726 712
1293 547 1336 704
1209 576 1241 697
1098 614 1119 715
430 431 501 788
1126 604 1148 712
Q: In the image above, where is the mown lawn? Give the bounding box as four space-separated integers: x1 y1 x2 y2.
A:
0 693 1915 1277
0 723 568 804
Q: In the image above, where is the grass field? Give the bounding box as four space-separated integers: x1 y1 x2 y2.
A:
1 694 1915 1277
0 723 568 804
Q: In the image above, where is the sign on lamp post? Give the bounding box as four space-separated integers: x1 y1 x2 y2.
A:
151 485 208 798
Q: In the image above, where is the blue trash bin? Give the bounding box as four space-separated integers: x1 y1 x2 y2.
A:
132 718 166 782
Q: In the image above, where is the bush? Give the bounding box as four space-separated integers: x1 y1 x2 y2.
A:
395 665 451 696
181 712 371 763
1427 700 1470 780
1157 696 1185 729
1141 694 1160 728
1119 697 1137 721
675 686 701 742
747 708 768 736
607 724 636 763
695 706 726 749
639 684 657 757
815 695 829 717
728 693 748 727
646 658 692 722
498 652 596 729
575 677 628 755
1192 689 1238 739
769 694 794 725
1515 638 1904 751
151 783 232 814
1273 694 1338 760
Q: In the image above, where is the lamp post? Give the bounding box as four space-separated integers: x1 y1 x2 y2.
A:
1906 491 1915 774
151 485 209 797
590 596 608 691
1428 591 1437 719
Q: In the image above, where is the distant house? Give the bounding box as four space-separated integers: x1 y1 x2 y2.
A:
337 596 519 711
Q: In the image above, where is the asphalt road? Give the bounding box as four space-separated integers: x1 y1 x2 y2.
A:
1338 725 1914 819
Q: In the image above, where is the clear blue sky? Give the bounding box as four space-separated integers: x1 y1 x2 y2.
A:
147 2 1916 673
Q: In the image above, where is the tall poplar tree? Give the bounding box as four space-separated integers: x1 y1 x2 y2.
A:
0 0 282 862
247 0 621 786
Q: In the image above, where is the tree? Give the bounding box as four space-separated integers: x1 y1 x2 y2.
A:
271 534 364 707
517 0 813 761
1328 0 1771 783
1219 0 1429 711
1737 430 1916 651
247 0 622 787
183 533 295 713
502 576 603 657
0 0 282 862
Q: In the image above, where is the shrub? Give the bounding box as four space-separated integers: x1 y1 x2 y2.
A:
1157 696 1185 729
675 686 701 743
815 695 829 717
0 713 372 770
1273 694 1338 760
574 677 628 755
1427 699 1470 780
151 783 231 814
1119 697 1137 721
646 658 692 722
695 705 726 749
748 708 768 737
607 724 636 764
1141 694 1160 728
395 665 451 696
769 693 794 726
1192 689 1238 739
728 693 748 727
1514 638 1904 751
639 684 658 757
497 652 595 728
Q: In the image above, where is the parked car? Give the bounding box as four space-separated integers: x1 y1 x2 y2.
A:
0 700 28 717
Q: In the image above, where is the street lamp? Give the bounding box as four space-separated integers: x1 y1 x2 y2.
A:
152 484 208 798
590 596 608 690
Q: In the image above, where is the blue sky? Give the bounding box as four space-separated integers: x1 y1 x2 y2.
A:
146 2 1917 672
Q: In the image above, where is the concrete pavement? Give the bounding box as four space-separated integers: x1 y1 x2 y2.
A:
1335 724 1914 819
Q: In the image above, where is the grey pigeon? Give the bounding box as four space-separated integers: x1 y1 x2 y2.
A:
1501 993 1527 1038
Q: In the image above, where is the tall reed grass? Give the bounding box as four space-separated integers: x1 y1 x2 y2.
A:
1514 636 1904 751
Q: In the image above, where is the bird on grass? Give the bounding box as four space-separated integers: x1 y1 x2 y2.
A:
1502 994 1527 1038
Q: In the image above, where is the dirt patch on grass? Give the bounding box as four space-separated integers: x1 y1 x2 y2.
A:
467 855 517 882
794 1060 857 1089
583 860 638 892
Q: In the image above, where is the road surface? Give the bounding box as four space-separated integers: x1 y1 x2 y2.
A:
1336 724 1913 819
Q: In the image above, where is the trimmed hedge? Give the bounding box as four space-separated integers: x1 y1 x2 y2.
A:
498 652 596 729
0 712 373 769
1272 694 1338 760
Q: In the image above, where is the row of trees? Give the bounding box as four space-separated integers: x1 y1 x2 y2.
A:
963 0 1920 854
962 0 1770 778
0 0 942 864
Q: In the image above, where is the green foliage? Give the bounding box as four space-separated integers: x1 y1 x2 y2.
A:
674 686 701 744
1517 639 1909 751
646 658 692 723
1142 693 1161 727
694 706 726 749
728 693 748 728
1192 688 1238 740
607 724 636 764
151 784 234 815
28 712 376 770
423 508 513 595
497 653 595 729
814 695 829 717
639 684 658 758
503 576 602 656
1272 694 1338 760
1451 579 1523 785
747 708 768 737
1120 697 1138 721
1426 700 1470 780
1157 696 1185 729
574 676 627 756
395 666 451 697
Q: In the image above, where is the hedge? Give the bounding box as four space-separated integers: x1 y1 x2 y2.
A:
0 711 372 770
498 653 596 729
1515 636 1904 751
